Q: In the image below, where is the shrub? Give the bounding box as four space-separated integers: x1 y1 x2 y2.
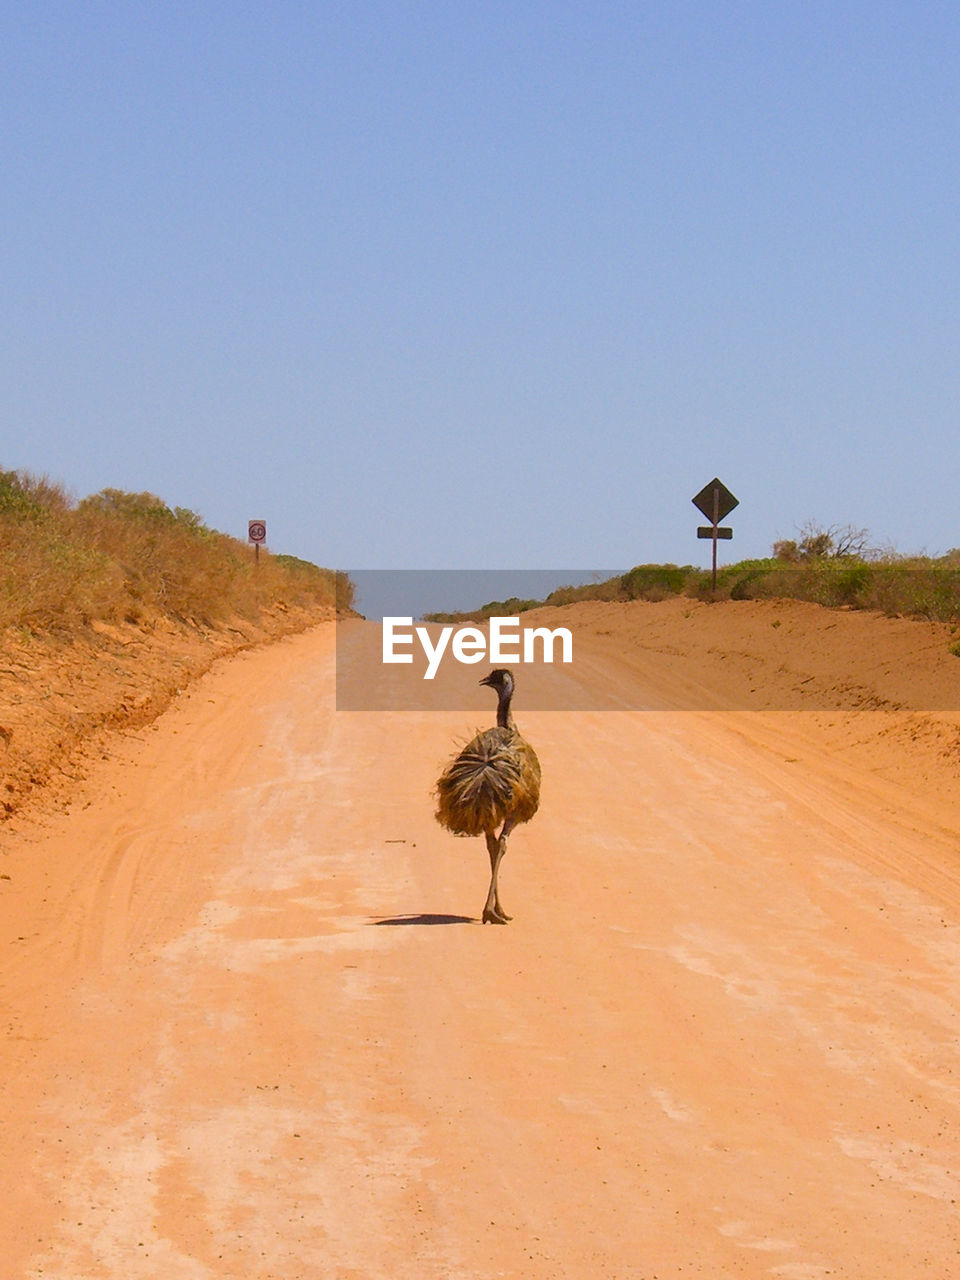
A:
0 468 347 634
620 564 694 600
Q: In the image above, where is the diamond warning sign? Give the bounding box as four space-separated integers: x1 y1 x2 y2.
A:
692 479 738 524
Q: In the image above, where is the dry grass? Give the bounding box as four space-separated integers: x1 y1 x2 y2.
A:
0 469 352 635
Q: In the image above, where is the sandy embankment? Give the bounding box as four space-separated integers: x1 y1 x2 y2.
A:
534 594 960 812
0 604 335 822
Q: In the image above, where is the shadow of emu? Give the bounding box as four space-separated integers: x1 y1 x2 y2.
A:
370 913 477 927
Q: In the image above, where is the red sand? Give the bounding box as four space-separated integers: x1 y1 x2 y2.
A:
3 600 960 1277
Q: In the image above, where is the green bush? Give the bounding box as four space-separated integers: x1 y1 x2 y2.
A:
620 564 694 600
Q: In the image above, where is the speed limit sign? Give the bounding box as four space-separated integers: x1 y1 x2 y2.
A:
248 520 266 544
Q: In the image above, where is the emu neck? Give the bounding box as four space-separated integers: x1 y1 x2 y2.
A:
495 687 515 730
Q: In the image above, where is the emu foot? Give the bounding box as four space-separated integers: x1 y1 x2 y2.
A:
482 905 511 924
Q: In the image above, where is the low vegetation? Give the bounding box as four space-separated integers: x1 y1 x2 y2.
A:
426 524 960 628
0 469 352 634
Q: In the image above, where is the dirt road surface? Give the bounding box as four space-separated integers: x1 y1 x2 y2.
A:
4 614 960 1278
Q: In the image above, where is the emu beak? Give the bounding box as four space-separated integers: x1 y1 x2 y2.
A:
479 673 494 687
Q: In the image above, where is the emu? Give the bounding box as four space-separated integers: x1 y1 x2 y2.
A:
435 668 540 924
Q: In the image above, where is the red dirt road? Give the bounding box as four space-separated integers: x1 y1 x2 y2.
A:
4 615 960 1277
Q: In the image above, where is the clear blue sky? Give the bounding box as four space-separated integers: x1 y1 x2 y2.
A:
3 2 959 572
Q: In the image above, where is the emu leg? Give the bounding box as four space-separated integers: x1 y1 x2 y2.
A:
482 830 511 924
494 819 516 919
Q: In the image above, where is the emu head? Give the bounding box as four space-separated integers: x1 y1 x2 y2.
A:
480 668 514 695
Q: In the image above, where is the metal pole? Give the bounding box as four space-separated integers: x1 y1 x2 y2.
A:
711 485 719 591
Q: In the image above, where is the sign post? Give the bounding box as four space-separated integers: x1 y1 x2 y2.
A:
692 479 738 591
248 519 267 566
